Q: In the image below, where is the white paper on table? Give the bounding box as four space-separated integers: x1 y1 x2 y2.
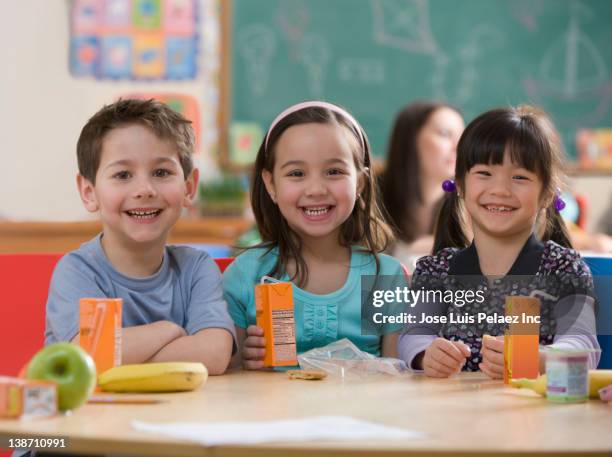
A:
132 415 422 446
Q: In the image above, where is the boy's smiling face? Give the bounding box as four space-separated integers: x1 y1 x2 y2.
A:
78 123 197 251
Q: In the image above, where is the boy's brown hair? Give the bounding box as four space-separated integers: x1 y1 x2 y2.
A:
77 98 195 183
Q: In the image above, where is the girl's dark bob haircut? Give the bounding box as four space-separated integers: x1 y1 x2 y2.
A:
433 105 572 252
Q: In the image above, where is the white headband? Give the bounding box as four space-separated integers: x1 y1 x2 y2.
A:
264 101 365 152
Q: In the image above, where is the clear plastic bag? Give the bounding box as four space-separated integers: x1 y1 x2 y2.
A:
297 338 408 379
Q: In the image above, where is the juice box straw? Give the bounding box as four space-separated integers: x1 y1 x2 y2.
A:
90 303 107 358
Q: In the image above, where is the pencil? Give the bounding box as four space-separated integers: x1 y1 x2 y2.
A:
88 396 163 404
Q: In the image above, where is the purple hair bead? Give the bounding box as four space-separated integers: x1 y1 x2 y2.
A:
442 179 456 193
554 187 566 211
554 195 566 211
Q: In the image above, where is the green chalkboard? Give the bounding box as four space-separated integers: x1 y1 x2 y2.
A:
229 0 612 164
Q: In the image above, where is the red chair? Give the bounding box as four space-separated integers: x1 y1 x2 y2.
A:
214 257 235 274
574 193 588 230
1 253 62 377
0 254 234 378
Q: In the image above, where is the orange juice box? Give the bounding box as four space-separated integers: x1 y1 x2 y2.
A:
0 376 57 419
79 298 122 375
255 280 297 367
503 296 541 384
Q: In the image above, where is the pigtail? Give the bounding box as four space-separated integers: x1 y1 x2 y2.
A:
432 191 469 253
542 205 573 248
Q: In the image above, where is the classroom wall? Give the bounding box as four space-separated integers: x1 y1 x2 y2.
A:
0 1 610 231
570 177 612 232
0 0 220 221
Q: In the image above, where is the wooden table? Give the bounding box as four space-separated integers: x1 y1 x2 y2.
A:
1 370 611 456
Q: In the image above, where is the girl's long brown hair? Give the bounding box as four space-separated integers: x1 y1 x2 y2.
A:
433 105 572 253
251 105 393 287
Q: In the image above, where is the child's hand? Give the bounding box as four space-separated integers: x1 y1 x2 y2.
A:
242 325 266 370
479 335 504 379
422 338 471 378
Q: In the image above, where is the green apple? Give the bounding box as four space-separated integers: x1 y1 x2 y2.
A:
26 342 97 411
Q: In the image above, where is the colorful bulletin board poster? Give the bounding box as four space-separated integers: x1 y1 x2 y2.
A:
576 129 612 171
229 122 264 166
70 0 199 80
124 93 201 149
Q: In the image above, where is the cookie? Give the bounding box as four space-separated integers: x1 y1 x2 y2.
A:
287 369 327 380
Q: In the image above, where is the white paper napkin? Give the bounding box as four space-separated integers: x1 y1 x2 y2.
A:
132 415 422 446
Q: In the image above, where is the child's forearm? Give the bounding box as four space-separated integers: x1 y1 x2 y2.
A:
230 326 247 368
397 333 436 370
548 294 600 369
122 321 186 365
548 334 601 369
148 328 234 375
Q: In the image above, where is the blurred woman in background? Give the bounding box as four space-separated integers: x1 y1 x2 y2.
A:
379 101 465 267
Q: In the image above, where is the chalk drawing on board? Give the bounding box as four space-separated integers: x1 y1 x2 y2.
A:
523 2 611 124
237 25 277 97
509 0 546 32
276 0 310 61
371 0 438 54
432 26 503 105
300 35 331 98
540 2 607 98
338 59 386 84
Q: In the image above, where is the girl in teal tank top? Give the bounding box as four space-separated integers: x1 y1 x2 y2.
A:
223 101 407 369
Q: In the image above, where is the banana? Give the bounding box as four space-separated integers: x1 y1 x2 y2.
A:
510 375 547 396
511 370 612 399
589 370 612 397
98 362 207 393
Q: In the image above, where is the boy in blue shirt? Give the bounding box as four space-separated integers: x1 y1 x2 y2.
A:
45 99 235 375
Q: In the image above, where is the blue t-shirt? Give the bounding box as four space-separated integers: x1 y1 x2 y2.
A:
45 234 236 345
223 246 406 357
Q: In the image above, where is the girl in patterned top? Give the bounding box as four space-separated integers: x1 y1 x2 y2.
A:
398 105 600 378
